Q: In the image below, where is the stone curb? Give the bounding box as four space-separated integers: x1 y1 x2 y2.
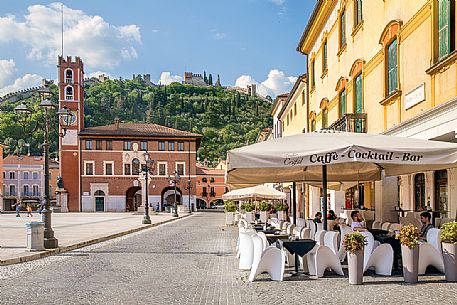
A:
0 213 192 266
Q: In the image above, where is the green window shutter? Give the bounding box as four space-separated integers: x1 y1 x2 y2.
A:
355 74 363 113
323 109 328 128
341 10 346 47
357 0 363 24
340 90 346 117
438 0 451 60
323 41 328 70
311 61 315 87
387 39 398 94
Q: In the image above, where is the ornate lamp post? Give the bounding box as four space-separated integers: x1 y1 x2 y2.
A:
141 152 155 224
14 86 73 249
168 171 180 217
184 179 193 213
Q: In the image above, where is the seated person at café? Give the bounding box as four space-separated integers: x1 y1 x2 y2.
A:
350 211 365 231
327 210 337 220
313 212 322 224
419 211 434 241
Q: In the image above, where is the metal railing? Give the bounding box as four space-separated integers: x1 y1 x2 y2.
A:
328 113 367 133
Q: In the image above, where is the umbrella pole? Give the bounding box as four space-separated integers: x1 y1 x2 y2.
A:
292 182 297 226
323 165 328 231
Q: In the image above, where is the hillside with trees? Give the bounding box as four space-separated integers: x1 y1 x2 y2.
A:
0 76 273 163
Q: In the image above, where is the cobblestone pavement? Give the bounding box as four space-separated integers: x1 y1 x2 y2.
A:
1 212 456 305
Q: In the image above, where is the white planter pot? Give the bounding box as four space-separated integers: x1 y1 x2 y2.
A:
260 211 268 223
277 211 285 221
225 212 234 225
348 249 364 285
442 242 457 282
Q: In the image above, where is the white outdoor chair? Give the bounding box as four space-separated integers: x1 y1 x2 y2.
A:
238 218 248 229
238 230 256 270
257 231 269 251
300 228 311 239
338 225 353 262
307 245 344 278
251 234 264 270
381 222 391 232
364 244 394 275
360 231 393 275
316 222 323 231
306 220 317 239
287 224 296 236
324 231 340 255
249 247 285 282
371 220 382 229
245 213 253 224
418 228 445 274
389 223 401 233
315 230 327 246
294 226 303 238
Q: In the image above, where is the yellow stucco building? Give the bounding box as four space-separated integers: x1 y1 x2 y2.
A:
296 0 457 222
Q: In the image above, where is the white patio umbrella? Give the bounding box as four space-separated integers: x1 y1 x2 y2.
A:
222 184 286 201
227 131 457 229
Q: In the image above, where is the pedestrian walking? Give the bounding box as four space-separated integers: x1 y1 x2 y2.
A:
15 201 22 217
26 204 33 217
38 199 45 214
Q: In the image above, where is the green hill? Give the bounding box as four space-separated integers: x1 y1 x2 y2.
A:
0 77 272 162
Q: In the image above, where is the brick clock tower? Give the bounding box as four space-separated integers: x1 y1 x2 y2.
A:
57 56 84 212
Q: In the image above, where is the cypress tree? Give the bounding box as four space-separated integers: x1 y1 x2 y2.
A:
208 74 213 86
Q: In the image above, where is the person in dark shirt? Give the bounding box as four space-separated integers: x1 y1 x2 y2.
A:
419 211 434 241
313 212 322 224
327 210 337 220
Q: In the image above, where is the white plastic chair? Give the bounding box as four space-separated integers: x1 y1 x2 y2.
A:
307 245 344 278
245 213 253 224
371 220 381 229
381 222 391 232
300 228 311 239
418 228 445 274
249 247 285 282
364 244 394 275
287 224 296 236
389 223 401 233
324 231 340 255
256 231 269 251
238 218 248 229
238 230 256 270
338 225 353 262
251 234 264 270
314 230 327 246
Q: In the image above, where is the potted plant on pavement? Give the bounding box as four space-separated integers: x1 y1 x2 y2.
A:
343 232 367 285
275 203 286 221
259 200 270 224
244 203 255 223
396 224 420 283
224 201 236 226
440 221 457 282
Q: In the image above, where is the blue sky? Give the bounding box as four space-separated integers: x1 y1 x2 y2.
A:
0 1 314 97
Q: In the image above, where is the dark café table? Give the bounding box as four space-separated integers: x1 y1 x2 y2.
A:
278 239 317 274
369 229 401 270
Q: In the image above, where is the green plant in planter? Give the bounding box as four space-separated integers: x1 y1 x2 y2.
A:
224 201 236 212
240 203 246 211
343 232 367 253
244 203 254 212
259 201 270 212
440 221 457 244
396 224 420 248
275 203 286 211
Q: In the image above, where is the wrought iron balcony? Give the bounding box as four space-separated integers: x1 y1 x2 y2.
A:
209 192 216 197
328 113 367 133
201 191 208 197
21 191 41 197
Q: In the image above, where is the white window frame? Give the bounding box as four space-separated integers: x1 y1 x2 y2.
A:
9 184 16 195
123 163 131 175
9 171 15 179
65 85 74 101
32 184 39 196
84 161 95 175
104 161 114 175
32 172 39 180
175 162 186 176
23 184 30 195
157 162 168 176
23 171 29 180
65 68 73 84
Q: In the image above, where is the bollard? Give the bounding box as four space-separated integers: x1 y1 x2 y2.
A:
26 222 45 251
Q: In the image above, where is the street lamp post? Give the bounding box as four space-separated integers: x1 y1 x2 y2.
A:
15 86 73 249
141 152 155 224
184 179 193 214
168 171 180 217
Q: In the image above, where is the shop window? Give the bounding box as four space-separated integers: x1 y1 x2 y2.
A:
414 173 426 211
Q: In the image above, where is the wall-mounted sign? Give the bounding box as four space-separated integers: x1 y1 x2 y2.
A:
404 83 425 110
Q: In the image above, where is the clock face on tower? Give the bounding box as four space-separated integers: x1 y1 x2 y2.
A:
68 111 78 126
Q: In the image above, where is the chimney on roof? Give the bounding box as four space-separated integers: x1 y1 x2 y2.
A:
114 118 120 129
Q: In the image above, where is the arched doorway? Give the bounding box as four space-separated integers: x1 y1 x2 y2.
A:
94 190 105 212
126 186 141 212
161 186 182 212
196 198 207 209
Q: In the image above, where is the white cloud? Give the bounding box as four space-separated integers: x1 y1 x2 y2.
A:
158 72 182 85
235 69 297 98
0 3 141 70
0 73 43 97
270 0 286 6
214 32 227 40
0 59 17 88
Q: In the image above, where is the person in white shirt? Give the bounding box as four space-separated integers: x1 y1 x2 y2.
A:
350 211 365 231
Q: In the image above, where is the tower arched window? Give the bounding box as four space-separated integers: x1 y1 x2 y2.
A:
65 86 73 101
65 69 73 84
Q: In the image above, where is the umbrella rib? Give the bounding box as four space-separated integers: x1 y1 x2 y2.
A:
374 163 385 170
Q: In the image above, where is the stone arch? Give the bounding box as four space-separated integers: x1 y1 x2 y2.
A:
335 77 348 92
319 98 329 110
349 59 365 78
379 20 403 46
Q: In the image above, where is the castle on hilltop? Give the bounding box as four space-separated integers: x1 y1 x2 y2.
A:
183 72 222 87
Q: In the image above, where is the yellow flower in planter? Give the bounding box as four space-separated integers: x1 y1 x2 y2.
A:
396 224 420 249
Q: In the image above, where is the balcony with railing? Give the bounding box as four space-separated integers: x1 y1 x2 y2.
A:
328 113 367 133
201 191 208 197
21 191 41 197
209 192 216 197
3 191 17 197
